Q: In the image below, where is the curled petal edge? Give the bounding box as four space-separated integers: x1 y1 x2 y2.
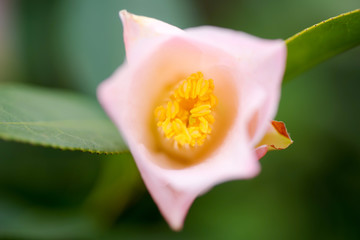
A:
255 120 293 159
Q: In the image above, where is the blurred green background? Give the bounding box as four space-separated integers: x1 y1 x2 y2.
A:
0 0 359 239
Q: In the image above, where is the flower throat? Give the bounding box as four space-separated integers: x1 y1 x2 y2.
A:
154 72 218 148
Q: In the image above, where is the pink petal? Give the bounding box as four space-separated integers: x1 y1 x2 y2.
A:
120 10 183 63
255 145 268 160
186 27 287 146
98 11 288 230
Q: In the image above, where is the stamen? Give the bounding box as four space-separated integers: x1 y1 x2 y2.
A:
154 72 218 148
190 104 211 117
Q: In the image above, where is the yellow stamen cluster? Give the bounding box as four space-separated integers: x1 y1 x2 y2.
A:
154 72 218 148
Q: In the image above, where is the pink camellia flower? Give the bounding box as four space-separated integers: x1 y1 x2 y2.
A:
97 10 292 230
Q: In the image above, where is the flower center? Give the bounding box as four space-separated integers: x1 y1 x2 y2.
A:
154 72 218 148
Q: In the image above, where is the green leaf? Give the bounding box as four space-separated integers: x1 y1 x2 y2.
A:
0 84 127 154
284 9 360 82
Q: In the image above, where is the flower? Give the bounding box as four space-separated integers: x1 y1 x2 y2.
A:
97 10 292 230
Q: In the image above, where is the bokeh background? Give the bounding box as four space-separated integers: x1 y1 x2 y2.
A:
0 0 359 239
